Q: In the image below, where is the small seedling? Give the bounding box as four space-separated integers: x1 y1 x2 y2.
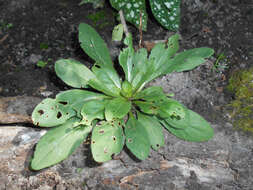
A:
213 53 229 73
36 60 48 68
30 23 214 170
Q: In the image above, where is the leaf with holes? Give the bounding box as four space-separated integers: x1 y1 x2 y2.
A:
81 99 105 125
109 0 147 31
150 0 180 31
55 59 95 88
160 109 214 142
105 97 131 121
79 23 113 67
31 117 92 170
91 120 124 162
32 98 75 127
56 89 107 118
134 101 158 115
125 113 150 160
137 112 164 150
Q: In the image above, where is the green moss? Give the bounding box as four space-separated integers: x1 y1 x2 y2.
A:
87 10 112 29
227 67 253 133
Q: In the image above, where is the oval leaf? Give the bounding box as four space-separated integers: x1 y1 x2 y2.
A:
91 120 124 162
125 114 150 160
79 23 113 67
112 24 124 41
137 112 165 150
32 98 75 127
105 97 131 120
55 59 95 88
162 110 214 142
31 117 92 170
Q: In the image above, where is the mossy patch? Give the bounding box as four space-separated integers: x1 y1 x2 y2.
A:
87 10 112 29
227 67 253 133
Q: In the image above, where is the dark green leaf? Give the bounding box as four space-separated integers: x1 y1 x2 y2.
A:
32 98 75 127
91 120 124 162
149 0 180 31
158 98 186 119
55 59 95 88
134 86 167 101
161 110 214 142
109 0 147 31
137 112 164 150
105 97 131 120
134 101 158 115
79 23 113 67
125 114 150 160
31 117 92 170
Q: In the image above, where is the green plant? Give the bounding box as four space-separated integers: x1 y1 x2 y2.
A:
30 23 214 170
80 0 180 31
212 53 229 73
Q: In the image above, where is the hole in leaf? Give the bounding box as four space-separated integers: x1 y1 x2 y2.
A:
66 112 69 115
57 112 62 119
104 148 108 154
118 121 121 125
36 122 39 126
59 101 68 105
112 136 116 141
94 64 101 68
38 110 44 115
128 138 132 143
170 115 181 120
156 144 160 148
92 140 95 144
99 130 104 134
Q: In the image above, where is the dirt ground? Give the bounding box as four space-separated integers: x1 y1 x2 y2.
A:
0 0 253 189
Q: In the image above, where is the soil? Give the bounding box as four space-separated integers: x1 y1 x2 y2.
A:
0 0 253 189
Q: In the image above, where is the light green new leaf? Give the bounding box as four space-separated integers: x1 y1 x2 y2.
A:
91 120 124 162
55 59 95 88
149 0 180 31
79 23 113 67
119 34 134 82
125 114 150 160
31 117 92 170
105 97 131 120
161 110 214 142
56 89 107 118
88 66 121 97
81 99 105 125
32 98 75 127
110 0 147 31
168 47 214 73
137 112 165 150
112 24 124 41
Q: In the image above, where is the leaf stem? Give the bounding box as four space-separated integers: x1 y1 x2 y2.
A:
119 10 129 37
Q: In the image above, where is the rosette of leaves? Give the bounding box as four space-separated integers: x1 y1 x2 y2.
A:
30 23 214 170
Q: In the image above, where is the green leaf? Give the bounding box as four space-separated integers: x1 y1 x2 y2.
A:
91 120 124 162
161 110 214 142
55 59 95 88
56 89 107 118
119 34 134 82
80 99 105 125
79 23 113 67
134 86 167 101
125 114 150 160
121 80 133 98
32 98 75 127
112 24 124 41
31 117 92 170
168 47 215 73
134 101 158 115
157 98 186 119
88 66 121 97
137 112 164 150
105 97 131 120
36 60 48 68
147 34 179 80
149 0 180 31
109 0 147 31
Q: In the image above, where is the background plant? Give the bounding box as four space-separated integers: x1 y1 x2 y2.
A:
80 0 180 31
30 23 214 170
